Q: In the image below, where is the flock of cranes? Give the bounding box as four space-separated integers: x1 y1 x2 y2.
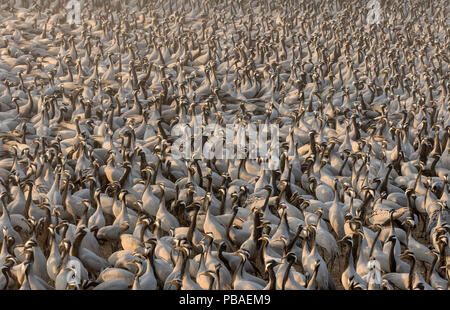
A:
0 0 448 290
